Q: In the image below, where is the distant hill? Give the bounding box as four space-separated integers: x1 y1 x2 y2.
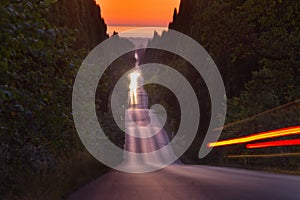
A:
126 37 150 49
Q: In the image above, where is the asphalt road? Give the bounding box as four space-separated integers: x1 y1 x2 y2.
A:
68 164 300 200
69 70 300 200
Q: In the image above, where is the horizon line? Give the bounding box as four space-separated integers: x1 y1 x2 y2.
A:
107 24 168 28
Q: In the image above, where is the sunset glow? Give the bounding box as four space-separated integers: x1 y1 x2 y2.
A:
96 0 180 27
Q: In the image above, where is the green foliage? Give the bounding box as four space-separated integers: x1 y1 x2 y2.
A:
98 112 125 148
172 0 300 122
227 0 300 122
194 0 300 173
149 0 300 162
0 0 88 197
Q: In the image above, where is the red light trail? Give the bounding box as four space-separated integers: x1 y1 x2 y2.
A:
208 126 300 148
246 139 300 149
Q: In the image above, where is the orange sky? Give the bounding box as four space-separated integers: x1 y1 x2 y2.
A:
96 0 180 27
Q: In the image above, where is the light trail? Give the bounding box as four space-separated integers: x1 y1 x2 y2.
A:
246 139 300 149
129 71 140 91
227 152 300 158
208 126 300 147
129 71 140 105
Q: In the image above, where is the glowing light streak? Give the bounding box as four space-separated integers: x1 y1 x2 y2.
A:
129 71 141 105
227 152 300 158
208 126 300 147
129 71 140 91
246 139 300 149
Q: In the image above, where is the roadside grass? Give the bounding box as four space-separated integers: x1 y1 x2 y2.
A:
4 151 109 200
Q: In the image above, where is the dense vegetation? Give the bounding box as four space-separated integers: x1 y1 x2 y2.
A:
0 0 111 198
170 0 300 121
47 0 108 50
1 0 299 198
143 0 300 165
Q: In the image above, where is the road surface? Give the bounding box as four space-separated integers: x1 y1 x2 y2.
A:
68 164 300 200
69 64 300 200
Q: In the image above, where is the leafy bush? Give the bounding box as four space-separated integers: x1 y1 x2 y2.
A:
0 0 88 197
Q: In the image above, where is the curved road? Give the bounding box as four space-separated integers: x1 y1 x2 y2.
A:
68 164 300 200
69 62 300 200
